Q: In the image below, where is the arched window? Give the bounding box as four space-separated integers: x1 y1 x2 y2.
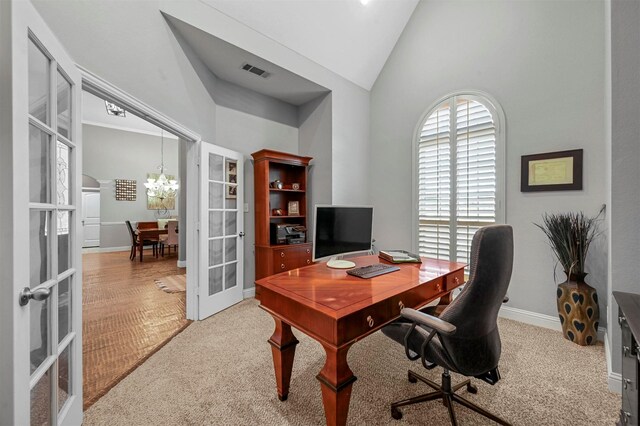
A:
416 93 504 265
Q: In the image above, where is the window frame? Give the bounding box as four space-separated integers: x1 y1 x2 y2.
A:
411 90 507 259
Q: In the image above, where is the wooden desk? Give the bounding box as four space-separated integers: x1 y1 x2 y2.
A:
136 228 167 262
255 255 466 426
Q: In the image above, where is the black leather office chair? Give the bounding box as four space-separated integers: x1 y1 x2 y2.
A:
382 224 513 425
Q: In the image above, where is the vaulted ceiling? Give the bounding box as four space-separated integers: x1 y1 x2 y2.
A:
198 0 419 91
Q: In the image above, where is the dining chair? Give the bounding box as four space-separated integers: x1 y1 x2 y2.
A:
160 220 179 256
135 221 161 258
125 220 157 260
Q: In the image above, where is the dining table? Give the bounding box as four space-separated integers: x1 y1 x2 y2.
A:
136 227 167 262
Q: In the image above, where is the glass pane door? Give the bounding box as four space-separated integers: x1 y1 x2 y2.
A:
28 33 78 426
199 144 244 319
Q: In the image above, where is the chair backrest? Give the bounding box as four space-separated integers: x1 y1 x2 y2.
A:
125 220 137 245
165 220 179 245
436 224 513 377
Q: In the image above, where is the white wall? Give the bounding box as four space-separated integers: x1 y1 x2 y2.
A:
299 93 333 232
370 0 607 323
609 0 640 374
83 124 179 248
32 0 218 142
215 105 298 289
160 1 371 207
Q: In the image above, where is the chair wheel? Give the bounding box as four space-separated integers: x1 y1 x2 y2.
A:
467 383 478 394
408 372 418 383
391 407 403 420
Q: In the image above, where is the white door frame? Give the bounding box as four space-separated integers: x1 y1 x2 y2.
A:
79 67 202 320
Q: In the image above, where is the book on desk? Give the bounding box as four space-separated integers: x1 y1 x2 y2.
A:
378 249 422 264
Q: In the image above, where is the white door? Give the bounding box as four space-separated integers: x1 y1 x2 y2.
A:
0 1 83 425
81 192 100 248
199 143 244 319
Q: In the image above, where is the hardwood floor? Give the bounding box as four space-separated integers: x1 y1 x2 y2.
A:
82 250 191 409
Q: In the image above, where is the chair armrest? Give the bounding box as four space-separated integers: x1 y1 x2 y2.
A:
400 308 457 336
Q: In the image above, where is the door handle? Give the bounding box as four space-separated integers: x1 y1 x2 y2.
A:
82 220 85 225
239 232 245 238
19 287 51 306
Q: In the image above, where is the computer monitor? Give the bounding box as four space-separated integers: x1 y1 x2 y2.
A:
312 205 374 269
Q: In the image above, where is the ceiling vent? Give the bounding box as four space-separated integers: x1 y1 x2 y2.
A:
241 63 270 79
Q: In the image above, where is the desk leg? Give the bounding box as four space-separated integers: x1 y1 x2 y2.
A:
317 343 357 426
268 318 299 401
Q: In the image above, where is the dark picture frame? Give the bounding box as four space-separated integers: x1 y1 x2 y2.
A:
521 149 583 192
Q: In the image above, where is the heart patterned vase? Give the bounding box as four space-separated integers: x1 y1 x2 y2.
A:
556 272 599 346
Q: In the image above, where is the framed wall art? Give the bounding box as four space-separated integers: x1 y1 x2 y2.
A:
146 173 176 209
521 149 583 192
115 179 136 201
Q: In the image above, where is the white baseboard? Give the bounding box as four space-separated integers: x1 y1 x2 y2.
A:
177 260 187 268
82 246 130 253
243 287 255 299
604 331 622 393
499 305 606 341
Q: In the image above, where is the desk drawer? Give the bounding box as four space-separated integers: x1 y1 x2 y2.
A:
272 245 312 273
337 278 446 345
445 269 465 291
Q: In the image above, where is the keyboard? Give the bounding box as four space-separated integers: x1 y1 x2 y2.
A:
347 263 401 279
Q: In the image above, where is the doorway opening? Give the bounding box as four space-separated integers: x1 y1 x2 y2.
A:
79 84 195 409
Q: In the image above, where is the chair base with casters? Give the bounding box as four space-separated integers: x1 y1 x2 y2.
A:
390 368 510 425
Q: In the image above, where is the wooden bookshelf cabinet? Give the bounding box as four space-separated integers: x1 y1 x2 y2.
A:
252 150 313 279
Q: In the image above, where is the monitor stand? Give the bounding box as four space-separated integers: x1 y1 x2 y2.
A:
326 257 356 269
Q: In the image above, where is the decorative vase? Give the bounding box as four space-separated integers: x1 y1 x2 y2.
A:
556 272 599 346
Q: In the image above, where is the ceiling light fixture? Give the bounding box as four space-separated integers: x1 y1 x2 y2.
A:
105 100 126 117
144 130 179 209
360 0 371 5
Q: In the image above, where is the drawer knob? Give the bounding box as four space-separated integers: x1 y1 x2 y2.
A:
306 249 310 254
454 276 460 284
398 301 405 311
280 252 285 258
366 316 374 328
281 264 285 269
619 315 627 325
624 378 632 389
307 259 311 264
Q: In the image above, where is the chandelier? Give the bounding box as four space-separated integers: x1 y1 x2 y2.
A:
144 130 179 202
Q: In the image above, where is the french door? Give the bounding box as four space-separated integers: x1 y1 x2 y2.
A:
198 142 244 319
0 1 83 424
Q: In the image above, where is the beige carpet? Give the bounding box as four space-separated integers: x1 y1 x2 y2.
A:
154 274 187 293
84 299 619 425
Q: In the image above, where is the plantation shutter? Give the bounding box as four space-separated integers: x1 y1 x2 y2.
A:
418 101 451 259
418 96 497 265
